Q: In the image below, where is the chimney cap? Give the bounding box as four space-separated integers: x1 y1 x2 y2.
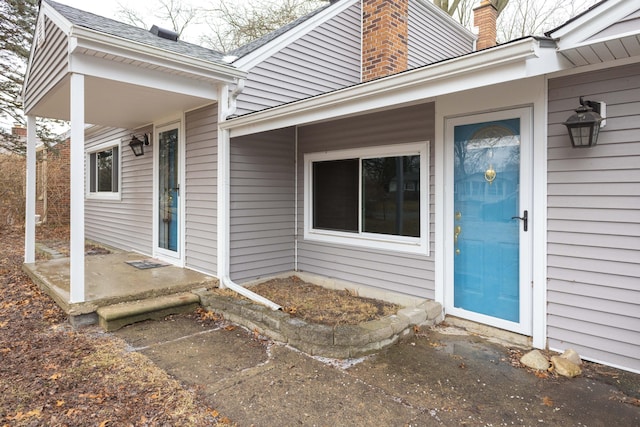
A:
150 25 179 41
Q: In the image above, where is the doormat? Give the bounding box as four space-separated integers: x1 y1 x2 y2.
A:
126 259 170 270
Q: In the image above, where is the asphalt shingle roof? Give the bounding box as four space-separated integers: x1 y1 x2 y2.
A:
46 0 227 64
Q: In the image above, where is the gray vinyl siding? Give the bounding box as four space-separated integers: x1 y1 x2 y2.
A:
547 62 640 372
229 127 296 282
184 105 218 275
24 17 68 115
297 103 436 299
85 126 153 254
408 0 474 69
234 2 361 116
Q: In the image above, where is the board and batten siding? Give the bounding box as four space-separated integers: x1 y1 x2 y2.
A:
85 126 153 254
24 16 68 115
184 105 219 275
234 2 361 116
547 62 640 373
229 128 296 283
297 103 436 299
408 0 474 68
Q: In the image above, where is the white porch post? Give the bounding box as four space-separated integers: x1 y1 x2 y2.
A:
69 73 85 303
24 115 37 264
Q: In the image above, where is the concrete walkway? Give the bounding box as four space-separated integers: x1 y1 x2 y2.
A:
114 314 640 426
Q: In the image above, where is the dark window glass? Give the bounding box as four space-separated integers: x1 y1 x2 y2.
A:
112 146 119 192
89 153 97 192
313 159 359 232
97 149 113 192
362 155 420 237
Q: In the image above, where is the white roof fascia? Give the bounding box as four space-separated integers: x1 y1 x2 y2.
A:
232 0 359 70
222 38 557 138
559 28 640 53
69 26 246 84
551 0 638 50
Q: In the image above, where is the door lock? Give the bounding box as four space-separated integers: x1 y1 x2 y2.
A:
511 210 528 232
454 225 462 254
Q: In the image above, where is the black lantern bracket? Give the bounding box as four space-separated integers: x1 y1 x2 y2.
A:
581 97 606 128
126 133 150 157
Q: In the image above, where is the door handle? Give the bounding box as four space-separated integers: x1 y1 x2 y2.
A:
511 210 528 232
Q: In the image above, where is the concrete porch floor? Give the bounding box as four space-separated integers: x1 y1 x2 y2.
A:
23 252 218 319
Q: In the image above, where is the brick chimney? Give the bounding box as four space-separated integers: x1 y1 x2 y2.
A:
362 0 409 82
473 0 498 50
11 125 27 138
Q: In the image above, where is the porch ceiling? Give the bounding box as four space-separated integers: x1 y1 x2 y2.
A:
30 74 216 129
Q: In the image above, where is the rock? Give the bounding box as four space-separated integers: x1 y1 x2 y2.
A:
560 348 582 365
520 349 550 371
551 356 582 378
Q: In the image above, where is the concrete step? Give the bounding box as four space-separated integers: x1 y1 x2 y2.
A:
97 292 200 331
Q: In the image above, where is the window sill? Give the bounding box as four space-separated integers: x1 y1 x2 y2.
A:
304 229 429 255
86 192 121 201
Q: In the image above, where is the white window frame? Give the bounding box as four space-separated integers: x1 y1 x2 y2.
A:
85 140 121 201
304 141 429 255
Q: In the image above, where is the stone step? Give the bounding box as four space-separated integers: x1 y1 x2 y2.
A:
97 292 200 331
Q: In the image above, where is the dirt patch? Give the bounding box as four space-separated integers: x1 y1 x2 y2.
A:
1 225 231 426
213 276 399 326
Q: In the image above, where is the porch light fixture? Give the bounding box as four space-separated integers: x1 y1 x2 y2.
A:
128 133 150 156
563 97 605 148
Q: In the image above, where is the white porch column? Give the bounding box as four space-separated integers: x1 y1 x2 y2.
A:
24 115 37 263
69 73 85 303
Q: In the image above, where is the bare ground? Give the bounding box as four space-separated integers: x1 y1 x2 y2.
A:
2 225 399 425
0 225 232 426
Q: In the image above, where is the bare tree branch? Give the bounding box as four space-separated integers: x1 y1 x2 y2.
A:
114 2 147 29
200 0 328 52
496 0 598 42
434 0 600 44
116 0 203 38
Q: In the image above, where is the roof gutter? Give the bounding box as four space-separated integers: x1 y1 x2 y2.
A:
221 37 545 136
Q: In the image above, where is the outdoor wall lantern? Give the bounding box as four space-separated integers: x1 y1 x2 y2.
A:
128 133 150 156
563 96 606 148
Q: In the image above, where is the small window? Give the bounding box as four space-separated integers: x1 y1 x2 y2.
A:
305 142 429 254
87 144 120 199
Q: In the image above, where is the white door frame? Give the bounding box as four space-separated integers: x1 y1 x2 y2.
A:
153 118 185 266
443 107 533 335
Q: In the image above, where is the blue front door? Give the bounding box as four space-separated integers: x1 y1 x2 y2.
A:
453 118 521 322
